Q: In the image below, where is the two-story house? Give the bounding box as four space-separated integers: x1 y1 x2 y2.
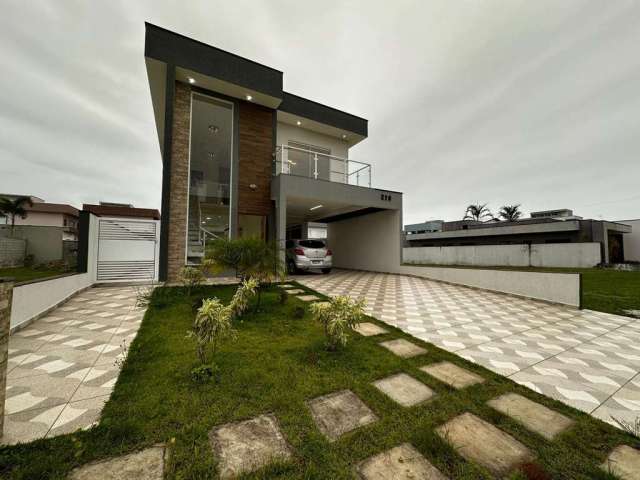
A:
144 24 403 282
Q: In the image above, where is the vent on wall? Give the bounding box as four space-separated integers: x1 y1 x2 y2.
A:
97 260 156 281
98 220 157 240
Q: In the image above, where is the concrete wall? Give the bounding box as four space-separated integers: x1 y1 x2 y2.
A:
10 273 92 330
0 225 64 263
397 265 581 307
0 238 26 267
328 209 402 273
619 219 640 262
404 242 601 268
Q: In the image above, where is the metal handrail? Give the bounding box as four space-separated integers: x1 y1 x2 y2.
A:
274 144 371 187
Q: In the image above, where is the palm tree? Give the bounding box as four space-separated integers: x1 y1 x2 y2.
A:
498 204 523 222
0 196 33 236
463 203 493 222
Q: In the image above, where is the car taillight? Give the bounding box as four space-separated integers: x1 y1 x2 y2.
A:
326 249 332 256
294 248 305 256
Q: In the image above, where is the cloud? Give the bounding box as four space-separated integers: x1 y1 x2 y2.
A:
0 0 638 224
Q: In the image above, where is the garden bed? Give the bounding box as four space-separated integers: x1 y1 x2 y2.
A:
0 283 636 479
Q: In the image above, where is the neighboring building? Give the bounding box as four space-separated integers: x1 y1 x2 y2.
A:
144 23 403 281
0 194 79 241
405 220 444 235
617 219 640 262
405 210 632 264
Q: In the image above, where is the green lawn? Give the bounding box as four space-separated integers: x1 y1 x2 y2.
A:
404 264 640 316
0 266 67 284
0 284 635 479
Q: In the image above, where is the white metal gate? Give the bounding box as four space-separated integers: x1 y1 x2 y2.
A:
96 218 159 282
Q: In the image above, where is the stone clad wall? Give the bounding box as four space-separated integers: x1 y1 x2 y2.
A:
0 237 26 267
0 279 13 436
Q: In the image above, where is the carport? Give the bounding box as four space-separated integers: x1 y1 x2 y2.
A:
271 174 403 272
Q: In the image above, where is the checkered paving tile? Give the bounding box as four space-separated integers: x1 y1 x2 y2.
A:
295 269 640 428
2 285 144 445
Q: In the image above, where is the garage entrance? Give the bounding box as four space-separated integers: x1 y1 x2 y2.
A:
272 174 403 273
95 217 160 282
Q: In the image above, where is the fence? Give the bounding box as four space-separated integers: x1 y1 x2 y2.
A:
0 238 26 267
403 242 601 268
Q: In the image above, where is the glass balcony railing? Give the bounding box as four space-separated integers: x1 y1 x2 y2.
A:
274 145 371 188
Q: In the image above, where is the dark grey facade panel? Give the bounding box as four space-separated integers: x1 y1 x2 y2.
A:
279 92 368 137
145 23 283 100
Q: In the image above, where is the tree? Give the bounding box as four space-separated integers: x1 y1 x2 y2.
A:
498 204 523 222
0 196 33 236
463 203 493 222
205 237 286 309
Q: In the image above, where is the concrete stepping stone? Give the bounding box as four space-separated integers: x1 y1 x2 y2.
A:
373 373 435 407
354 322 388 337
601 445 640 480
379 339 427 358
296 294 321 302
487 393 573 440
420 361 484 389
69 445 165 479
357 443 448 480
285 289 305 294
436 412 534 477
307 389 377 442
209 414 292 479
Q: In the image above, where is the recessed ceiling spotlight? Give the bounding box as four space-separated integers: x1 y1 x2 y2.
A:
309 204 323 211
296 120 301 126
245 94 253 101
188 77 196 84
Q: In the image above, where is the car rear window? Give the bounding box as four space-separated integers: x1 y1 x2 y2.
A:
299 240 326 248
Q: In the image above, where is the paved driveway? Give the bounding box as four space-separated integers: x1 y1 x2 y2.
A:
3 285 143 444
296 269 640 427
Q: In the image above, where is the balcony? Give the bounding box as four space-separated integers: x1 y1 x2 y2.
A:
274 145 371 188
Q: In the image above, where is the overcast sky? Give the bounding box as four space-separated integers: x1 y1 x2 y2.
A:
1 0 639 224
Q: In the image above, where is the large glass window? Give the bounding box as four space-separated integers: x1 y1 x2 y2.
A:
187 93 233 263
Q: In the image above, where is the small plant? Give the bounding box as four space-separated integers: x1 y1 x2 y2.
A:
187 298 236 366
229 277 259 319
190 363 218 384
135 284 155 308
612 415 640 439
180 266 205 296
309 296 366 351
114 339 128 369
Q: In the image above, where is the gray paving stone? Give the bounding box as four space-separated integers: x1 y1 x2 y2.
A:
379 339 427 358
373 373 434 407
209 414 292 479
420 361 484 389
436 412 534 477
357 443 448 479
601 445 640 480
307 389 377 441
285 289 305 294
69 445 165 480
354 322 388 337
487 393 574 440
296 295 321 302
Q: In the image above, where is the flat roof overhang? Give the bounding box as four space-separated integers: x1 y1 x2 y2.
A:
144 23 369 154
272 174 401 225
406 220 582 241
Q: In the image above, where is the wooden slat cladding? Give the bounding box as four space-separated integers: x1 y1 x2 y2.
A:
238 102 273 216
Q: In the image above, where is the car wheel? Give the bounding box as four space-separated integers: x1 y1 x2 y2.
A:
321 268 332 274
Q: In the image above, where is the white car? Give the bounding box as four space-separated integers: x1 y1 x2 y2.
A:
285 239 332 274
